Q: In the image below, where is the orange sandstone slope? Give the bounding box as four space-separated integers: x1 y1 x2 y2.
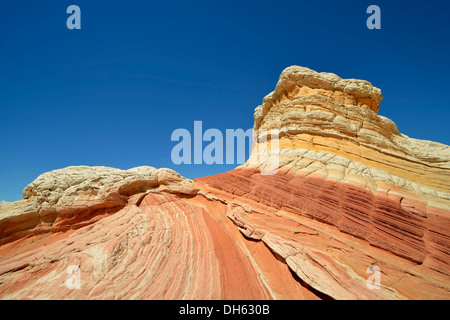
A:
1 66 449 300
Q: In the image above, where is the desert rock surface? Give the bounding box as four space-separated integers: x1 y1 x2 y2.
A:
1 66 449 299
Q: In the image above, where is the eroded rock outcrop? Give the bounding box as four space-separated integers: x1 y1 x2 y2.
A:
197 66 450 299
0 66 449 299
0 166 197 244
0 166 313 299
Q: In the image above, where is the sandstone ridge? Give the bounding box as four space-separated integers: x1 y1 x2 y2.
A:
0 166 197 244
0 66 449 300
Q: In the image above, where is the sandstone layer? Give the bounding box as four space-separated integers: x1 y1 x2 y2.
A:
1 66 449 299
0 166 314 299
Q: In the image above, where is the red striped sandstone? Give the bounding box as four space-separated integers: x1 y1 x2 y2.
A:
0 66 449 299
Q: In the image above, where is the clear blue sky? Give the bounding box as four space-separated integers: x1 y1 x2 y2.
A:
1 0 449 201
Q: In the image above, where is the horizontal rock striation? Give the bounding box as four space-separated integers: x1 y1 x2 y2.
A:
197 66 450 299
0 66 449 300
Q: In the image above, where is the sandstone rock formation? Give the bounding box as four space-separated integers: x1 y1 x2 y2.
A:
1 66 449 299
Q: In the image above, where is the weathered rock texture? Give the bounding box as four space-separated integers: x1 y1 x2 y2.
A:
1 66 449 299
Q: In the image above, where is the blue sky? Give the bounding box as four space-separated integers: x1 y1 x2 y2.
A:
1 0 449 201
